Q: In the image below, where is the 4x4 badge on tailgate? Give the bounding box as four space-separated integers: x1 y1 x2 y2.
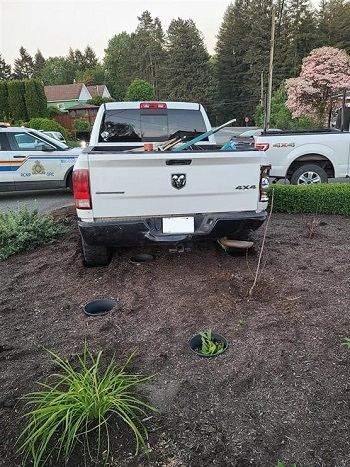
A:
171 174 186 189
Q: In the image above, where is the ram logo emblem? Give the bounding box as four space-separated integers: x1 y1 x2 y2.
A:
171 173 186 189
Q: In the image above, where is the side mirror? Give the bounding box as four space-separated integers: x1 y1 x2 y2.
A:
41 144 55 152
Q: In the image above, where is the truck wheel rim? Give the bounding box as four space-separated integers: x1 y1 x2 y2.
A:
298 171 322 184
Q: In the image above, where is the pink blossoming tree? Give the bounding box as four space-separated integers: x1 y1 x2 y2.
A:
285 47 350 126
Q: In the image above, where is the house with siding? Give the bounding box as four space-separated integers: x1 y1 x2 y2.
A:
44 83 111 111
86 85 111 99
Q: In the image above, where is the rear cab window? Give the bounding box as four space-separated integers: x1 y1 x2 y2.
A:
98 103 210 144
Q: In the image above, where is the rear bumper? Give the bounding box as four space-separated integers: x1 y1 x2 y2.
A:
78 211 267 248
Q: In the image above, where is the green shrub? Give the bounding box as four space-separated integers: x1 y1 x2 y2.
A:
125 78 156 101
86 95 114 106
47 106 64 118
72 118 91 132
17 344 157 467
24 79 48 119
0 207 66 260
25 117 68 141
269 183 350 215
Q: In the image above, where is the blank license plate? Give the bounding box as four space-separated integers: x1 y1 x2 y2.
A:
162 217 194 234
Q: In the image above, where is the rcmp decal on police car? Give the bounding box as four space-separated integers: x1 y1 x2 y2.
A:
32 161 45 174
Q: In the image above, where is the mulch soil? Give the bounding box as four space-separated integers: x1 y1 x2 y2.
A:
1 206 350 467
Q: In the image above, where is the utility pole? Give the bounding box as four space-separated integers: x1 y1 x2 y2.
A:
266 5 275 129
260 71 264 105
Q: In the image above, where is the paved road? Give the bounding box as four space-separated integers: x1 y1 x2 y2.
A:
0 189 74 214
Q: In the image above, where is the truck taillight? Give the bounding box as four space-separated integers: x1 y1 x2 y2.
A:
140 102 167 109
73 170 92 209
260 165 271 202
255 142 269 151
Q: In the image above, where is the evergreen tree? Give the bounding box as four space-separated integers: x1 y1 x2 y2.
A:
8 80 28 122
103 32 133 100
33 50 46 78
75 65 107 86
128 11 166 99
239 0 274 122
13 47 34 79
68 46 99 73
215 1 254 124
68 48 85 72
0 81 9 120
41 57 77 85
317 0 350 54
83 45 99 69
283 0 320 77
0 55 11 80
215 0 319 124
25 79 47 119
163 18 215 106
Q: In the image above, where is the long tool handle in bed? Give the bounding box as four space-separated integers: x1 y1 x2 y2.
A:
172 118 237 151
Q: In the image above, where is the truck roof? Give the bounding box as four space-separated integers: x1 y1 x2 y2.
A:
102 101 203 111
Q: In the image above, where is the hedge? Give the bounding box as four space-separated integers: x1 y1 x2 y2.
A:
26 117 68 141
268 183 350 216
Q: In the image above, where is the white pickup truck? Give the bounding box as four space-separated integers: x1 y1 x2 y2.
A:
255 129 350 184
72 101 271 266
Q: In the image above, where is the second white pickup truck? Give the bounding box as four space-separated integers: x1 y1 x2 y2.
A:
73 101 271 266
255 129 350 184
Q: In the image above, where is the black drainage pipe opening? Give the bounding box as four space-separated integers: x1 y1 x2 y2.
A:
84 299 117 317
129 254 155 265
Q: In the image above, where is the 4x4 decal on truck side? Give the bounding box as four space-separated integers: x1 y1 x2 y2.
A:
171 174 186 189
235 185 257 190
272 142 295 148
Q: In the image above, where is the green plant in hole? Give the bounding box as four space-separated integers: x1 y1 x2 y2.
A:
342 337 350 349
17 343 157 467
0 206 66 260
199 329 224 355
276 462 298 467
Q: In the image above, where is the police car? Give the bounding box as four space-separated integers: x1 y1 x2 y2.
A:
0 125 82 192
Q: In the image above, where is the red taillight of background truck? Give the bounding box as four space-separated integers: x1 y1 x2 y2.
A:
73 170 92 209
255 142 270 151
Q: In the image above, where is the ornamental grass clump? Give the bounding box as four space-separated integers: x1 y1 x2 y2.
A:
17 344 157 467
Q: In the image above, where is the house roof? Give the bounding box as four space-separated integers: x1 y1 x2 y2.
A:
86 85 107 97
45 83 87 102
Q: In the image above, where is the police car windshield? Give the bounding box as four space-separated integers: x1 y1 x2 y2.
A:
28 129 69 150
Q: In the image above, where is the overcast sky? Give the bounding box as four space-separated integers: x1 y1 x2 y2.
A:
0 0 233 66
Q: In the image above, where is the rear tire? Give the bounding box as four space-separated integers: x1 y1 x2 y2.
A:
81 238 112 266
66 171 73 192
290 164 328 185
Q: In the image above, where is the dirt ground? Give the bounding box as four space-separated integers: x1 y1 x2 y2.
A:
1 206 350 467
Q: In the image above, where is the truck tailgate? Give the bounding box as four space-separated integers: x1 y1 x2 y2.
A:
87 151 263 218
